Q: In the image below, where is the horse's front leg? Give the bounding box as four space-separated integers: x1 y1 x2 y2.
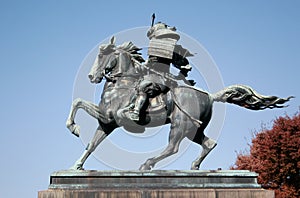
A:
70 126 107 170
66 98 101 137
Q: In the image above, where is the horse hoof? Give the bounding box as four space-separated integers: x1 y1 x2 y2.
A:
70 164 84 170
191 166 199 170
191 162 200 170
139 164 151 171
72 125 80 137
68 124 80 137
66 120 80 137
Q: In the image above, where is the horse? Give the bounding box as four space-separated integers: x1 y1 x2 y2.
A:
66 36 292 170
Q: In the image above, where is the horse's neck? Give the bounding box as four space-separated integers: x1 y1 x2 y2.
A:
103 53 139 90
111 52 138 77
103 52 141 96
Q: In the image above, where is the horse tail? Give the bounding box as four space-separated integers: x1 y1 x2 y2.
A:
211 84 293 110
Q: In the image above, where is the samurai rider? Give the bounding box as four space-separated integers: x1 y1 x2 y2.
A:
129 22 195 121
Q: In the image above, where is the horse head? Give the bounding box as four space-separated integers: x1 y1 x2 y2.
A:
88 36 145 84
88 36 118 83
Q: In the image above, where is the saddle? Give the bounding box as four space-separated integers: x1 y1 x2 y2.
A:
146 93 166 113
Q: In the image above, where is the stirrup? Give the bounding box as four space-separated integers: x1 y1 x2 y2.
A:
129 111 140 121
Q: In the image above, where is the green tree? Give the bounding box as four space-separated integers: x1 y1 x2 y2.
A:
232 112 300 197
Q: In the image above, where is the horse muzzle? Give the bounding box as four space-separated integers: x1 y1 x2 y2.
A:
88 74 103 84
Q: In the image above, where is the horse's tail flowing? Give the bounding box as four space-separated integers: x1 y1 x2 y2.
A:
211 84 293 110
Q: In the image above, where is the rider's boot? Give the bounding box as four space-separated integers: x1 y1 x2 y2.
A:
130 93 147 121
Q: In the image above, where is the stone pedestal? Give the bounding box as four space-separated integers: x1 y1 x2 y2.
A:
38 170 274 198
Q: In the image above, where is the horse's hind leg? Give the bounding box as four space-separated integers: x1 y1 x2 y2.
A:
66 98 101 137
70 126 107 170
139 116 185 170
191 131 217 170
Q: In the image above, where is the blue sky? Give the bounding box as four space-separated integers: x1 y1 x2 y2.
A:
0 1 299 197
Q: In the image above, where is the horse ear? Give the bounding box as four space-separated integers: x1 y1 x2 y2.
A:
110 36 116 45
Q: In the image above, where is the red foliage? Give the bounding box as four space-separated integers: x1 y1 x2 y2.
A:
232 112 300 198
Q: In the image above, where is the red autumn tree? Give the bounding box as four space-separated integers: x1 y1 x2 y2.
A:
231 112 300 198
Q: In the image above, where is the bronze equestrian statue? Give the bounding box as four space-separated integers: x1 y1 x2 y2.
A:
66 26 292 171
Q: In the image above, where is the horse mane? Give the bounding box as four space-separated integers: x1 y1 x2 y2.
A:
117 41 145 63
